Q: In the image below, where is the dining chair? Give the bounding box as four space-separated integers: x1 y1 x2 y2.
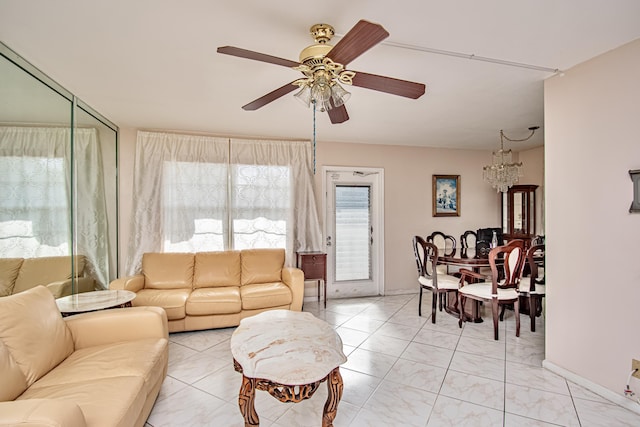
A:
518 243 546 332
457 239 525 340
427 231 457 275
426 231 456 255
460 230 477 249
460 229 493 279
413 236 461 323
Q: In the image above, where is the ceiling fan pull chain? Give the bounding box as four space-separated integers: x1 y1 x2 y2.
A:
313 99 317 174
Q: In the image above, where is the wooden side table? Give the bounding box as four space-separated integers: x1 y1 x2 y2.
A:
296 251 327 308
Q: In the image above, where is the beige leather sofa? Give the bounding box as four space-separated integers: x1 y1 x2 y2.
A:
0 255 96 298
0 285 169 427
110 248 304 332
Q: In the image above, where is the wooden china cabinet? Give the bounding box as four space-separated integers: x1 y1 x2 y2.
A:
501 184 538 246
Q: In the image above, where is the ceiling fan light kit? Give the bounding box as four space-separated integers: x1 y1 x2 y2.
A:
217 19 426 124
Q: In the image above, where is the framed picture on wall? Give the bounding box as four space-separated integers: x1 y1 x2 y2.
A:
432 175 460 217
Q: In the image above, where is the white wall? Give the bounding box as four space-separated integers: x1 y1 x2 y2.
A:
544 38 640 397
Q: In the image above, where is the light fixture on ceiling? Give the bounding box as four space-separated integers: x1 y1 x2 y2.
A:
483 126 539 193
293 24 354 112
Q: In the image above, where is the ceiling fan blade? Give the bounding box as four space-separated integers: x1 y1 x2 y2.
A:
242 82 299 111
217 46 300 68
351 71 426 99
327 20 389 66
327 103 349 124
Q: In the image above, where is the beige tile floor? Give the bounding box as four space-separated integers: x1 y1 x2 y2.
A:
145 294 640 426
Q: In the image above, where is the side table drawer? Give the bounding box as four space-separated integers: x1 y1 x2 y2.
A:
296 253 327 281
300 262 325 280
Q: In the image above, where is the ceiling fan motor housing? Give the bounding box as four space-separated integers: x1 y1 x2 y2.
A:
299 24 335 64
299 43 333 64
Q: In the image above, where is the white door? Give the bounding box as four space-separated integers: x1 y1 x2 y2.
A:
323 167 384 298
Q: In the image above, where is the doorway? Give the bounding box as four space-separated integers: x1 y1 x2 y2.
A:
322 166 384 298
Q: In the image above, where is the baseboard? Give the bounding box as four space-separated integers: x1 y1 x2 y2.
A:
303 289 417 301
383 289 418 296
543 360 640 415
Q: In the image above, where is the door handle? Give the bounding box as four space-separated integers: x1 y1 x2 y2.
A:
326 236 332 247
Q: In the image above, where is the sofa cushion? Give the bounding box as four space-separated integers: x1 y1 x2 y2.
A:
13 255 85 294
19 375 147 427
143 253 194 290
29 338 167 397
241 248 284 286
0 340 28 401
134 288 190 320
0 399 86 426
187 287 242 315
240 282 292 310
0 286 74 388
0 257 23 296
194 251 241 288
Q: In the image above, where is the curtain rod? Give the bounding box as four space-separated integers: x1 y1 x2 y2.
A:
139 128 310 143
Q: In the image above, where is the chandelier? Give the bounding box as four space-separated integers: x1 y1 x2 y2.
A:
292 24 354 112
483 126 539 193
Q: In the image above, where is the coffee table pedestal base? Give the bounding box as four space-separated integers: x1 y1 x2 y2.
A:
234 360 343 427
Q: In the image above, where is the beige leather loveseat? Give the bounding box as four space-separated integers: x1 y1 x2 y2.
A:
110 248 304 332
0 255 96 298
0 285 169 427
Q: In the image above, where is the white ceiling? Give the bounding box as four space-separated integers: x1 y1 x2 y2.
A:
1 0 639 150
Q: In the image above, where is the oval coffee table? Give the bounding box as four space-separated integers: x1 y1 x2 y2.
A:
230 310 347 427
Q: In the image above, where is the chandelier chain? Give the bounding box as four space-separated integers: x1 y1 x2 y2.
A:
500 126 539 143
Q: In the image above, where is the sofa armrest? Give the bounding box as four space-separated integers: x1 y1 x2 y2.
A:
282 267 304 311
65 306 168 350
0 399 86 426
45 279 74 298
46 277 96 298
109 274 145 293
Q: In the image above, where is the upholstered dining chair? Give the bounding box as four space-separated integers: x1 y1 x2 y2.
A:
460 230 477 250
426 231 456 255
427 231 457 275
518 243 546 332
460 229 493 279
413 236 461 323
457 240 526 340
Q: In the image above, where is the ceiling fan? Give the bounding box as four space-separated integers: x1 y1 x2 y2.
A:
217 20 426 124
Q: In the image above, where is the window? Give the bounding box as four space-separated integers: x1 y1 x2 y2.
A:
127 132 322 275
232 164 289 250
161 162 288 252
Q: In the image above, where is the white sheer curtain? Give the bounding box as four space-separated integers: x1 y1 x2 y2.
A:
230 138 323 259
126 131 322 275
0 126 109 287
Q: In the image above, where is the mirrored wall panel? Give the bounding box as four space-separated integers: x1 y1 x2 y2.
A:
0 42 118 298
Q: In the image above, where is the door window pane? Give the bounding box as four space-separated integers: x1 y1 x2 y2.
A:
335 185 371 281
